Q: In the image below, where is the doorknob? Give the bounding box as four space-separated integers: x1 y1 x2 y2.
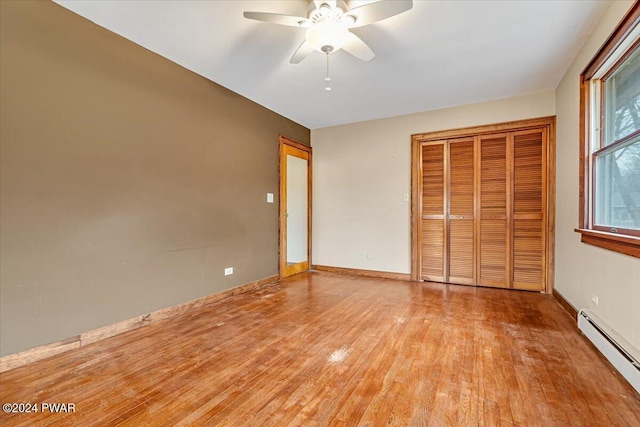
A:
284 213 289 218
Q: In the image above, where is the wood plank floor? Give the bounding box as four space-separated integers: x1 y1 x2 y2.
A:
1 272 638 426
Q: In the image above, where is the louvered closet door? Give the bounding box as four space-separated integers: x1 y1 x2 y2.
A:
421 143 446 282
478 134 510 288
448 138 475 285
512 130 546 291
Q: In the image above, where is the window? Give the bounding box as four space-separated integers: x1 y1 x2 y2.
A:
578 2 640 258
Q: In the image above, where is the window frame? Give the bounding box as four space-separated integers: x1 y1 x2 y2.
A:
577 2 640 258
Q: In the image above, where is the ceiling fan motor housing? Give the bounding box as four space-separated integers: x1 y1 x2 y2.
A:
307 1 350 20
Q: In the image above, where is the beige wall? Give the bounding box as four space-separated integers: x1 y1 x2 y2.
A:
311 91 555 274
0 1 309 357
555 0 639 350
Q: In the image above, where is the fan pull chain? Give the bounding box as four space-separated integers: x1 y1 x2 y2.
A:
325 52 331 91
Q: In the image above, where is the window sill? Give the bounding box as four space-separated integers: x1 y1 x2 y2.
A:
574 228 640 258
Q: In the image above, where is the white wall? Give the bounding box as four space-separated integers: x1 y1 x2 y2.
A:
555 0 639 351
312 91 555 274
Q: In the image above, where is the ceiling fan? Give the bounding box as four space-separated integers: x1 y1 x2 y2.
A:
243 0 413 89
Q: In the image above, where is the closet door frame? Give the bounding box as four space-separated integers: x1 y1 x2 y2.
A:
410 116 556 294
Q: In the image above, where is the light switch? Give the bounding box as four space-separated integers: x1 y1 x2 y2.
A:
267 193 274 203
403 193 410 202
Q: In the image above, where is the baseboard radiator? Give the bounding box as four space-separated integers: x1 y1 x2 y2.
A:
578 309 640 393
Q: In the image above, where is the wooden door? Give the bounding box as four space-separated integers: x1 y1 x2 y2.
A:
420 142 446 282
477 133 510 288
448 138 476 285
420 138 476 285
512 129 546 291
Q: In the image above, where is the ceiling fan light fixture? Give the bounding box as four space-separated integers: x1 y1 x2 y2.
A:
305 22 349 53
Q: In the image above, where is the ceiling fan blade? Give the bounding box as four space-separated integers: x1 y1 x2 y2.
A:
290 40 315 64
314 0 338 11
243 11 310 27
346 0 413 28
342 32 375 61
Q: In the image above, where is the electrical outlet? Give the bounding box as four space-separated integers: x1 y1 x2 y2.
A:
224 267 233 276
591 293 599 306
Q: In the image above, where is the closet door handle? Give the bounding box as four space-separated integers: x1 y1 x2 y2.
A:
449 215 472 220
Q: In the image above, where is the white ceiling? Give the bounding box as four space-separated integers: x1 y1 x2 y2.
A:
54 0 611 129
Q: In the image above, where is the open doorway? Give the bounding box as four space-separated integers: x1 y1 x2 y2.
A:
279 136 312 278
